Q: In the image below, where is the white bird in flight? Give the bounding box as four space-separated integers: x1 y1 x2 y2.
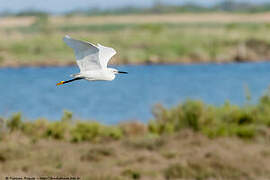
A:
57 35 127 86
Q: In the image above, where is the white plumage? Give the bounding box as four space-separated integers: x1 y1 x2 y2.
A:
57 35 127 86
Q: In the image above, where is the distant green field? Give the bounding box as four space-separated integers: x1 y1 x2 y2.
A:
1 14 270 67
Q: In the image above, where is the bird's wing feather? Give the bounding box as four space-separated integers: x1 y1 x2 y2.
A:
63 35 101 72
97 43 117 69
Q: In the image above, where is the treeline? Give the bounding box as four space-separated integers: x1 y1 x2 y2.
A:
92 1 270 15
1 1 270 17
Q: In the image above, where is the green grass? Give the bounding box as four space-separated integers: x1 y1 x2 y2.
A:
2 18 270 66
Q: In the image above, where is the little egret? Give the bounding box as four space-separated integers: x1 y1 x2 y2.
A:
56 35 127 86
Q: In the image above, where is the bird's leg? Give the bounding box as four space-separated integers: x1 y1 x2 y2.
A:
56 77 83 86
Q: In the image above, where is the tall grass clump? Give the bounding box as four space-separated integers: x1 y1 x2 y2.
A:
7 112 22 132
149 100 214 135
21 118 48 138
70 122 101 142
70 122 123 142
45 121 68 140
149 90 270 139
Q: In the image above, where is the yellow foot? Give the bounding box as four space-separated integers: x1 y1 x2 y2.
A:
56 81 65 86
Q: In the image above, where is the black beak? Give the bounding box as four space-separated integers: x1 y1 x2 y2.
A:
118 71 128 74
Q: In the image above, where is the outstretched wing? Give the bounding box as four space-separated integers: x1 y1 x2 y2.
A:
97 43 117 69
63 35 101 72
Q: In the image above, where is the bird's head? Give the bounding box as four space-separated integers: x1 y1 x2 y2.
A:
108 68 128 75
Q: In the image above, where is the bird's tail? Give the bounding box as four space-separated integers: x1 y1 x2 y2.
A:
70 73 81 78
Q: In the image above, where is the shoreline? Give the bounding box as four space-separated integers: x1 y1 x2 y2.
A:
0 58 268 68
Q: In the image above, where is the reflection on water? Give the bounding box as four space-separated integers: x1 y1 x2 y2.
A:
0 62 269 124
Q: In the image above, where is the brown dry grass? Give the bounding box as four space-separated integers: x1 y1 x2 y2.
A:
52 13 270 25
1 130 270 180
0 17 35 27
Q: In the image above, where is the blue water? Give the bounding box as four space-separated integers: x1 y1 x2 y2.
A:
0 62 270 124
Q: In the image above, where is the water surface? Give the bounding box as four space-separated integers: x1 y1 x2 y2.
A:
1 62 269 124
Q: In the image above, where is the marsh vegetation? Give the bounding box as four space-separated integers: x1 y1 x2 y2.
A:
1 13 270 67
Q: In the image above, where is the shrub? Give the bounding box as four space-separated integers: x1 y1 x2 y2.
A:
100 126 123 140
45 121 67 140
61 110 73 123
0 117 6 140
70 122 100 142
122 169 141 179
149 96 270 139
21 118 48 138
234 125 256 138
7 113 22 131
180 100 205 131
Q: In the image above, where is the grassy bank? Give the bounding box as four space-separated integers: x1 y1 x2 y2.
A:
1 91 270 178
1 14 270 67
